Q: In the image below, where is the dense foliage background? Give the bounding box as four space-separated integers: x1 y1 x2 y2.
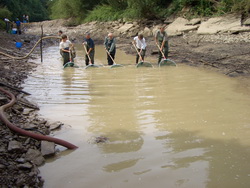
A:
0 0 249 27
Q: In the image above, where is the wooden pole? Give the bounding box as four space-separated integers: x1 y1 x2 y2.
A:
40 25 43 62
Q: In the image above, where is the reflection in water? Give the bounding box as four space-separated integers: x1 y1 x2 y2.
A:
156 130 250 188
23 45 250 188
103 158 142 172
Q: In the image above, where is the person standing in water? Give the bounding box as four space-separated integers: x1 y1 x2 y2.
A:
59 34 74 66
155 25 169 64
83 32 95 66
133 34 147 64
104 33 116 66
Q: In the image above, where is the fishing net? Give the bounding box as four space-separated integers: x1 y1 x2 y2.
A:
159 59 176 67
136 61 153 68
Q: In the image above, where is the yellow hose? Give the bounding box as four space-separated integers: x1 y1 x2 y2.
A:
0 36 60 60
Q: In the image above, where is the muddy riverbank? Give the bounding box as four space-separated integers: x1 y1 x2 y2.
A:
0 31 63 187
0 15 250 187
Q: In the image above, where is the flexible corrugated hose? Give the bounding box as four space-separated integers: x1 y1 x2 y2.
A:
0 87 78 149
0 36 60 59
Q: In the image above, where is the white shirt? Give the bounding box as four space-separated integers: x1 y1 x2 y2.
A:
59 40 71 50
134 36 147 50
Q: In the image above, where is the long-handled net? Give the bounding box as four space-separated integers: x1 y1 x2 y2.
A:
83 44 99 69
132 42 153 68
156 43 177 67
104 48 123 68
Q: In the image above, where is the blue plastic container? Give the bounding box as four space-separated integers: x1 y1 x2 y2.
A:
16 42 22 48
11 29 17 34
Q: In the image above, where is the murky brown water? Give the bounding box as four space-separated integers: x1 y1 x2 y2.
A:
23 45 250 188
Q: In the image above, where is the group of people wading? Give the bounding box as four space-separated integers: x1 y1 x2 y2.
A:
58 25 169 66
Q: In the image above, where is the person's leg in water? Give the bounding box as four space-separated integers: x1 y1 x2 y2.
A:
89 50 95 64
163 41 169 60
158 49 162 64
108 53 115 65
136 54 139 64
63 52 70 66
136 48 141 64
85 54 89 66
107 53 113 65
141 49 146 61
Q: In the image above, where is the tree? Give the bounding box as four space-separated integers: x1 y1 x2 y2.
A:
0 0 48 21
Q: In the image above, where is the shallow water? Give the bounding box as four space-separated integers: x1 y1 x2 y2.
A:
23 45 250 188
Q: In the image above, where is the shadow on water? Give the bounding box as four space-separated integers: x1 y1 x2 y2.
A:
156 129 250 188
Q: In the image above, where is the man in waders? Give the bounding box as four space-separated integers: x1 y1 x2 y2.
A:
133 34 147 64
104 33 116 66
83 33 95 66
59 34 74 66
155 25 169 64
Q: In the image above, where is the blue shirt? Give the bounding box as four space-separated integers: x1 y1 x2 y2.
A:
16 20 21 26
84 38 94 50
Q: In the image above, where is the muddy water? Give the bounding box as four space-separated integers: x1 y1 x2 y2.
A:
23 45 250 188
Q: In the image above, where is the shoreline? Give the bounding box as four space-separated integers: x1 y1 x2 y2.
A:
0 31 61 187
0 15 250 187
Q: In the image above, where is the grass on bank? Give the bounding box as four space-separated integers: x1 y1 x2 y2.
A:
1 0 249 29
83 0 250 23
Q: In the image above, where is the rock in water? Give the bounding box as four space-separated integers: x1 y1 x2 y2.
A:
95 136 108 143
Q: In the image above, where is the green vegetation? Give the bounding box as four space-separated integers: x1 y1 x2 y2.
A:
0 6 12 29
0 0 249 27
49 0 99 22
49 0 250 23
0 0 49 21
84 5 124 22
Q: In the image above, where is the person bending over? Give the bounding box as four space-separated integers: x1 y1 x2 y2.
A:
59 34 74 66
133 34 147 64
104 33 116 65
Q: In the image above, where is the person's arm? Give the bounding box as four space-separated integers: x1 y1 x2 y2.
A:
59 42 63 50
109 38 116 53
65 40 72 52
160 32 167 50
139 39 143 53
88 48 93 54
68 40 73 49
104 37 108 49
87 39 94 54
134 36 139 45
155 31 158 44
160 41 165 51
82 40 86 47
142 38 146 50
61 41 71 53
62 48 70 53
60 42 68 52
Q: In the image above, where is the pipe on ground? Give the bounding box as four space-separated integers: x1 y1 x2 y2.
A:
0 87 78 149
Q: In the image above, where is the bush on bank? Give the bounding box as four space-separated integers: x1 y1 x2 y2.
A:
83 0 250 23
0 7 12 30
1 0 249 28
